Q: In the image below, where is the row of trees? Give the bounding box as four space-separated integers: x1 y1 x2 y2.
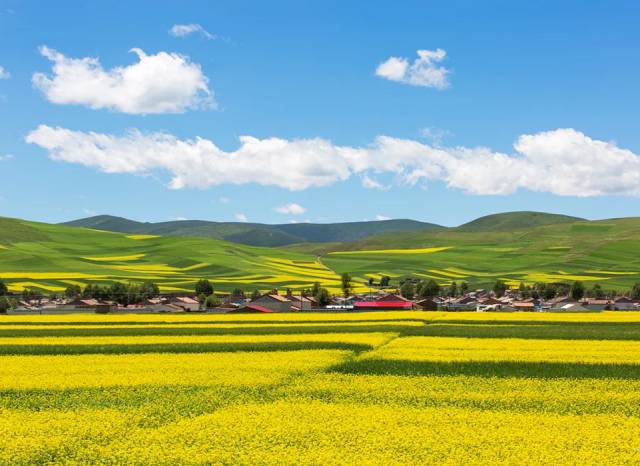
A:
64 281 160 306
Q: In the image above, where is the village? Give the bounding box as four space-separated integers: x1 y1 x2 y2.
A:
4 279 640 314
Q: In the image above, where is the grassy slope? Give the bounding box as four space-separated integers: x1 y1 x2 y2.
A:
458 211 584 231
0 217 344 293
4 215 640 293
62 215 440 246
314 217 640 290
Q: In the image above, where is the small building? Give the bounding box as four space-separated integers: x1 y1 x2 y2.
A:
416 298 438 311
612 297 636 310
583 299 611 311
170 296 200 312
353 300 414 311
227 303 275 314
511 301 535 311
376 293 410 303
249 293 293 312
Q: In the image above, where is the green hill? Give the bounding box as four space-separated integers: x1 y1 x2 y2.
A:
62 215 440 247
458 211 584 231
3 215 640 294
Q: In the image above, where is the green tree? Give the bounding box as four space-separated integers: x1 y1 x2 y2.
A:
380 276 391 288
591 283 605 299
493 280 508 298
65 284 81 299
542 284 557 300
205 294 221 308
448 281 458 297
311 282 321 297
314 287 331 306
631 282 640 300
418 279 440 299
400 280 415 300
0 296 11 313
459 281 469 295
0 280 7 296
195 279 213 296
570 281 585 301
250 289 261 300
341 272 352 297
140 281 159 300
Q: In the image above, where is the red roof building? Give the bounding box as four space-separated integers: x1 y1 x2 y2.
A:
227 303 275 314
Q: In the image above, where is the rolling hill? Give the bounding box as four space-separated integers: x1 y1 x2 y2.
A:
62 215 441 247
3 213 640 294
458 211 585 231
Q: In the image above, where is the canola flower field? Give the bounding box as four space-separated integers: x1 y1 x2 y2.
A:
2 311 640 464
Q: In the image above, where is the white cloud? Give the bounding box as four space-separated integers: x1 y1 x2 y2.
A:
169 24 215 40
218 196 230 204
361 174 389 191
0 66 10 79
172 216 187 221
375 214 391 221
235 213 248 222
274 203 306 215
376 49 450 89
0 154 13 161
25 125 640 197
32 46 213 114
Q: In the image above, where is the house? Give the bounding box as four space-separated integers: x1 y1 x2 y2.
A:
551 303 588 312
612 297 636 310
227 303 275 314
416 298 439 311
583 299 611 311
170 296 200 312
444 296 477 311
377 293 410 303
353 301 413 310
286 290 317 310
511 301 535 311
249 293 293 312
154 303 187 313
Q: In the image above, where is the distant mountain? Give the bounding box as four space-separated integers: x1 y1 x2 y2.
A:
61 215 441 246
457 211 585 232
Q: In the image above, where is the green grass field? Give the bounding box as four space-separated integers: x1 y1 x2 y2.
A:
2 215 640 293
2 311 640 464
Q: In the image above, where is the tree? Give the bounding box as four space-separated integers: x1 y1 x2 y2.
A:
250 289 261 300
205 294 221 308
570 281 585 301
0 296 10 313
418 279 440 299
311 282 321 297
380 276 391 288
65 284 81 299
448 281 458 297
400 280 415 300
231 288 245 298
631 282 640 300
0 280 7 296
493 280 508 298
195 279 213 296
591 283 605 299
459 281 469 295
341 273 352 297
542 284 557 300
140 281 159 300
314 287 331 306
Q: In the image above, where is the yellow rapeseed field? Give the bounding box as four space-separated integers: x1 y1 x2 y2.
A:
1 311 640 464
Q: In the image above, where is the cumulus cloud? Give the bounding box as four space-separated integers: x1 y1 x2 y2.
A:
375 214 391 221
376 49 450 89
0 66 9 79
169 24 215 40
32 46 213 114
25 125 640 197
274 203 306 215
235 213 248 222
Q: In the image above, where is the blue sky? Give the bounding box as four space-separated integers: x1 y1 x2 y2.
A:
1 0 640 226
